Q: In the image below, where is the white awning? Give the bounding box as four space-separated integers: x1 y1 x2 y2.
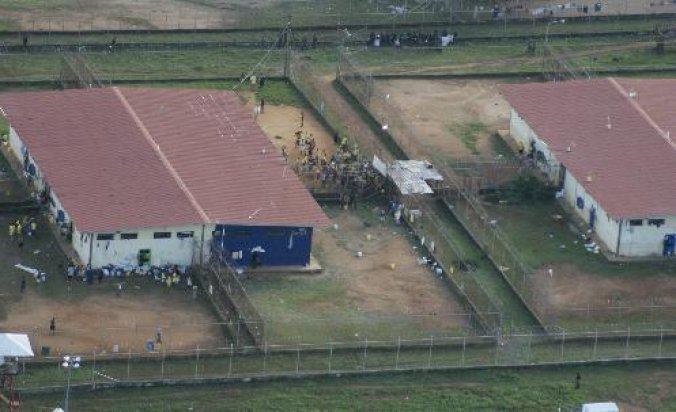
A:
0 333 34 358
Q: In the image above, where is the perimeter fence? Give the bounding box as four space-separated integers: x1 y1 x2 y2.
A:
15 327 676 392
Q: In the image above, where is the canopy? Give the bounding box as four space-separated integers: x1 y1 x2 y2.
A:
0 333 34 358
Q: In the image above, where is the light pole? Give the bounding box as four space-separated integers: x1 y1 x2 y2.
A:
62 355 81 412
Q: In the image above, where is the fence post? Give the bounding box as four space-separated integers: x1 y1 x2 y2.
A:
427 336 433 369
236 320 241 347
593 329 598 360
527 331 533 364
658 328 664 358
363 338 368 370
461 336 466 366
91 351 96 389
263 340 268 374
625 327 631 359
395 337 400 370
494 336 500 365
328 342 333 373
296 342 301 375
560 330 565 361
228 343 233 377
195 346 200 378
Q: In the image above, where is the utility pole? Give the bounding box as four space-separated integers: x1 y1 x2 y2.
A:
283 18 292 78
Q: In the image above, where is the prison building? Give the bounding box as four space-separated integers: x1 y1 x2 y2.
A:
0 88 329 268
502 78 676 258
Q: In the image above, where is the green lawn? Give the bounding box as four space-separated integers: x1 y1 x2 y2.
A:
484 200 676 278
423 199 536 330
0 34 673 84
18 362 676 411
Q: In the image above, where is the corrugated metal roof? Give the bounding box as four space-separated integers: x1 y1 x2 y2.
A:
0 88 329 231
501 78 676 219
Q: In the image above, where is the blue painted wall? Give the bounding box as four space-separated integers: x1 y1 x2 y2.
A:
212 224 313 267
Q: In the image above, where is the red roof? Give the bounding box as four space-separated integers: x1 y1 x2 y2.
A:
501 78 676 219
0 88 329 232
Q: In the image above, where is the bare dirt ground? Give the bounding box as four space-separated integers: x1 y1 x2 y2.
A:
377 79 510 157
532 263 676 311
2 0 293 31
0 286 225 355
315 211 465 320
255 103 335 165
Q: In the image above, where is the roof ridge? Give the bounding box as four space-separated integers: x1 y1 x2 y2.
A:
607 77 676 151
112 87 210 224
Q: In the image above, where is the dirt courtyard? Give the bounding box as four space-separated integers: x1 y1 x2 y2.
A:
376 79 511 157
0 284 225 356
254 102 464 324
315 211 465 319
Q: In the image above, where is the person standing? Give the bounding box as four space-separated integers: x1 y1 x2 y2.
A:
20 276 26 293
260 98 265 114
49 317 56 335
575 372 581 389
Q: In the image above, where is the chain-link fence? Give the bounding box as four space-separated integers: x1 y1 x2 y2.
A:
16 326 676 392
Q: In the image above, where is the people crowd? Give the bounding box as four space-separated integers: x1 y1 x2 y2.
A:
63 260 195 290
7 215 38 247
285 118 384 208
367 30 457 48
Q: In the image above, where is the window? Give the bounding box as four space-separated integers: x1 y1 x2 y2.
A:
121 233 138 240
177 231 194 239
648 219 666 227
97 233 114 240
629 219 643 227
153 232 172 239
266 229 287 237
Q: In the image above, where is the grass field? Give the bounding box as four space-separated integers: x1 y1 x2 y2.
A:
485 200 676 278
0 34 674 84
16 361 676 411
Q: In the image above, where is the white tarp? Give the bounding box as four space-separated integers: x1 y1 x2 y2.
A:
372 155 388 177
388 160 443 195
0 333 34 358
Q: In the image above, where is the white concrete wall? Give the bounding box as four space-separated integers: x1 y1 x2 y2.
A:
79 224 212 268
9 126 71 224
563 170 620 253
617 216 676 257
509 109 562 182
